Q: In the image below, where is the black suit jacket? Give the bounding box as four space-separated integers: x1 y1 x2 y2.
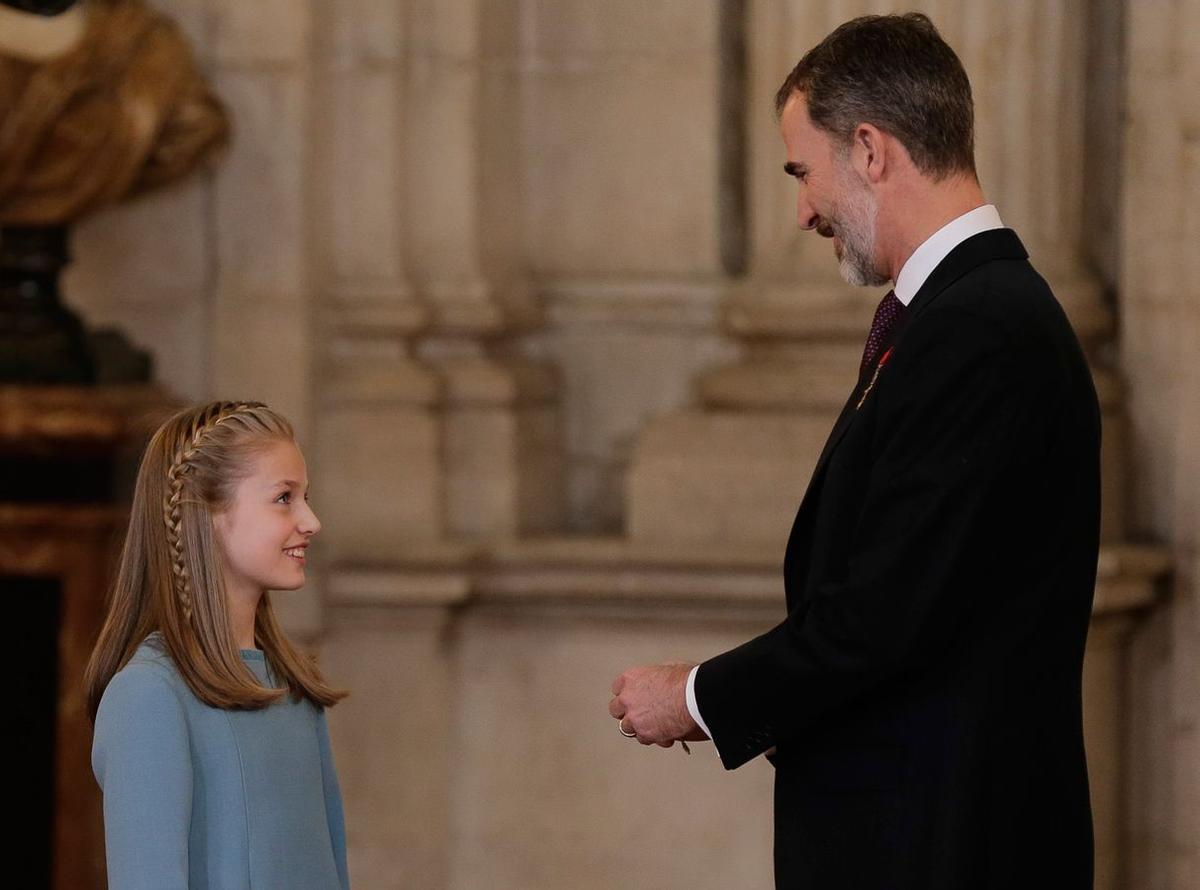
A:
696 229 1100 889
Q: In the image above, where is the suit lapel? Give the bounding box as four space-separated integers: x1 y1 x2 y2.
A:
785 228 1030 557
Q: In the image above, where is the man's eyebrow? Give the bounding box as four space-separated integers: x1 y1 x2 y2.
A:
783 161 806 178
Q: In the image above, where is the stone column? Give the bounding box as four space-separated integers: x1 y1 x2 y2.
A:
310 0 445 571
405 0 563 540
1120 1 1200 887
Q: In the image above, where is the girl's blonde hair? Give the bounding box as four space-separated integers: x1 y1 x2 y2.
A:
86 400 345 720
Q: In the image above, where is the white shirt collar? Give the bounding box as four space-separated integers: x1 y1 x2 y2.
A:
892 204 1004 306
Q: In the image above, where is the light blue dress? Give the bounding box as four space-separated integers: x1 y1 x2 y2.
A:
92 634 350 889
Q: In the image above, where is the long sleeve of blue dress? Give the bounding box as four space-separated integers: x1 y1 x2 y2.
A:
93 662 193 888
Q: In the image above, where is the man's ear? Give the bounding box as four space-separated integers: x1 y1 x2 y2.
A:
851 123 887 184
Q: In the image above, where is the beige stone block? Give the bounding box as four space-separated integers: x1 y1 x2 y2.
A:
628 411 831 547
522 0 716 55
65 181 209 307
323 67 406 287
1098 402 1127 544
523 63 721 277
443 402 566 538
1082 614 1135 890
523 283 737 530
406 0 475 60
433 356 565 537
210 299 311 432
76 299 209 401
314 403 443 558
448 607 775 890
318 0 405 63
699 346 861 412
529 283 735 458
443 407 518 536
1120 301 1181 540
269 573 323 642
404 61 478 278
212 0 312 64
213 70 308 302
1176 308 1200 549
322 606 457 889
1124 604 1174 890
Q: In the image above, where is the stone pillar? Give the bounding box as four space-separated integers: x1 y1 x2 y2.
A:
322 557 471 890
1120 1 1200 887
405 0 563 540
310 0 445 571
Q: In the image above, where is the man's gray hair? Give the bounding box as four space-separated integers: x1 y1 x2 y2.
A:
776 13 976 181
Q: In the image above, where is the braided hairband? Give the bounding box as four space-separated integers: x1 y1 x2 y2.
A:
162 402 258 621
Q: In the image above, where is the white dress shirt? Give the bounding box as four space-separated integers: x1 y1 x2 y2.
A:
684 204 1006 743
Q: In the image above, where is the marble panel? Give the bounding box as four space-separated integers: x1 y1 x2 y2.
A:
76 298 209 401
1176 306 1200 550
404 61 479 278
443 407 520 538
211 0 312 64
65 180 210 308
322 606 457 890
521 285 738 531
269 574 323 643
522 63 721 277
448 607 775 890
314 404 443 558
521 0 716 56
1124 603 1174 890
628 411 830 547
1119 301 1181 540
405 0 478 61
210 298 311 435
318 0 406 63
322 68 406 287
213 70 309 302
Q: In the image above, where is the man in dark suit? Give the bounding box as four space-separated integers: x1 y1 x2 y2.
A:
608 13 1099 889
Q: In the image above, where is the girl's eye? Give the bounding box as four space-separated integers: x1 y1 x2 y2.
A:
276 491 291 504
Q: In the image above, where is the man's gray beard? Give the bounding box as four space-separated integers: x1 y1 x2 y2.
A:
834 177 890 288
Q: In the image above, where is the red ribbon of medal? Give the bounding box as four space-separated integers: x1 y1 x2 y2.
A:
856 346 894 410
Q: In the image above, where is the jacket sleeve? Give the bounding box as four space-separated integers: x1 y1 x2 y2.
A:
696 307 1042 770
92 664 193 888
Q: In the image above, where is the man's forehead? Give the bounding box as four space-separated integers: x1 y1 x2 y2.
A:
780 93 814 136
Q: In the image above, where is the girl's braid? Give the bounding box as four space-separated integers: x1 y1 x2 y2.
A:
163 402 257 621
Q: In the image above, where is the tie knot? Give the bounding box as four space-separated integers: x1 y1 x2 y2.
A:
861 290 904 375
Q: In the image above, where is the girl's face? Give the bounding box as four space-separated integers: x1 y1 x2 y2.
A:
213 439 321 603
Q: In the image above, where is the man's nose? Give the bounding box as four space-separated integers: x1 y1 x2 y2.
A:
796 192 819 230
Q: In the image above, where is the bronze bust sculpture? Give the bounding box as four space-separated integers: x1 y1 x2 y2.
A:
0 0 229 381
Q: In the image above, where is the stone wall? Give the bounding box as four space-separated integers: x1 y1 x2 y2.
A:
56 1 1196 887
1122 0 1200 886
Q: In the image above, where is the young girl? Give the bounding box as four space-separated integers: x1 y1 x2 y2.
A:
85 400 350 889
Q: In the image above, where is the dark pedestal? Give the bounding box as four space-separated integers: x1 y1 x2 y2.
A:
0 385 177 889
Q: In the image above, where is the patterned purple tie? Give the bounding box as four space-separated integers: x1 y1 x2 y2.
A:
860 289 905 376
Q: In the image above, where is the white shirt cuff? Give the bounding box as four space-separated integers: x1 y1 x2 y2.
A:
685 665 713 740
